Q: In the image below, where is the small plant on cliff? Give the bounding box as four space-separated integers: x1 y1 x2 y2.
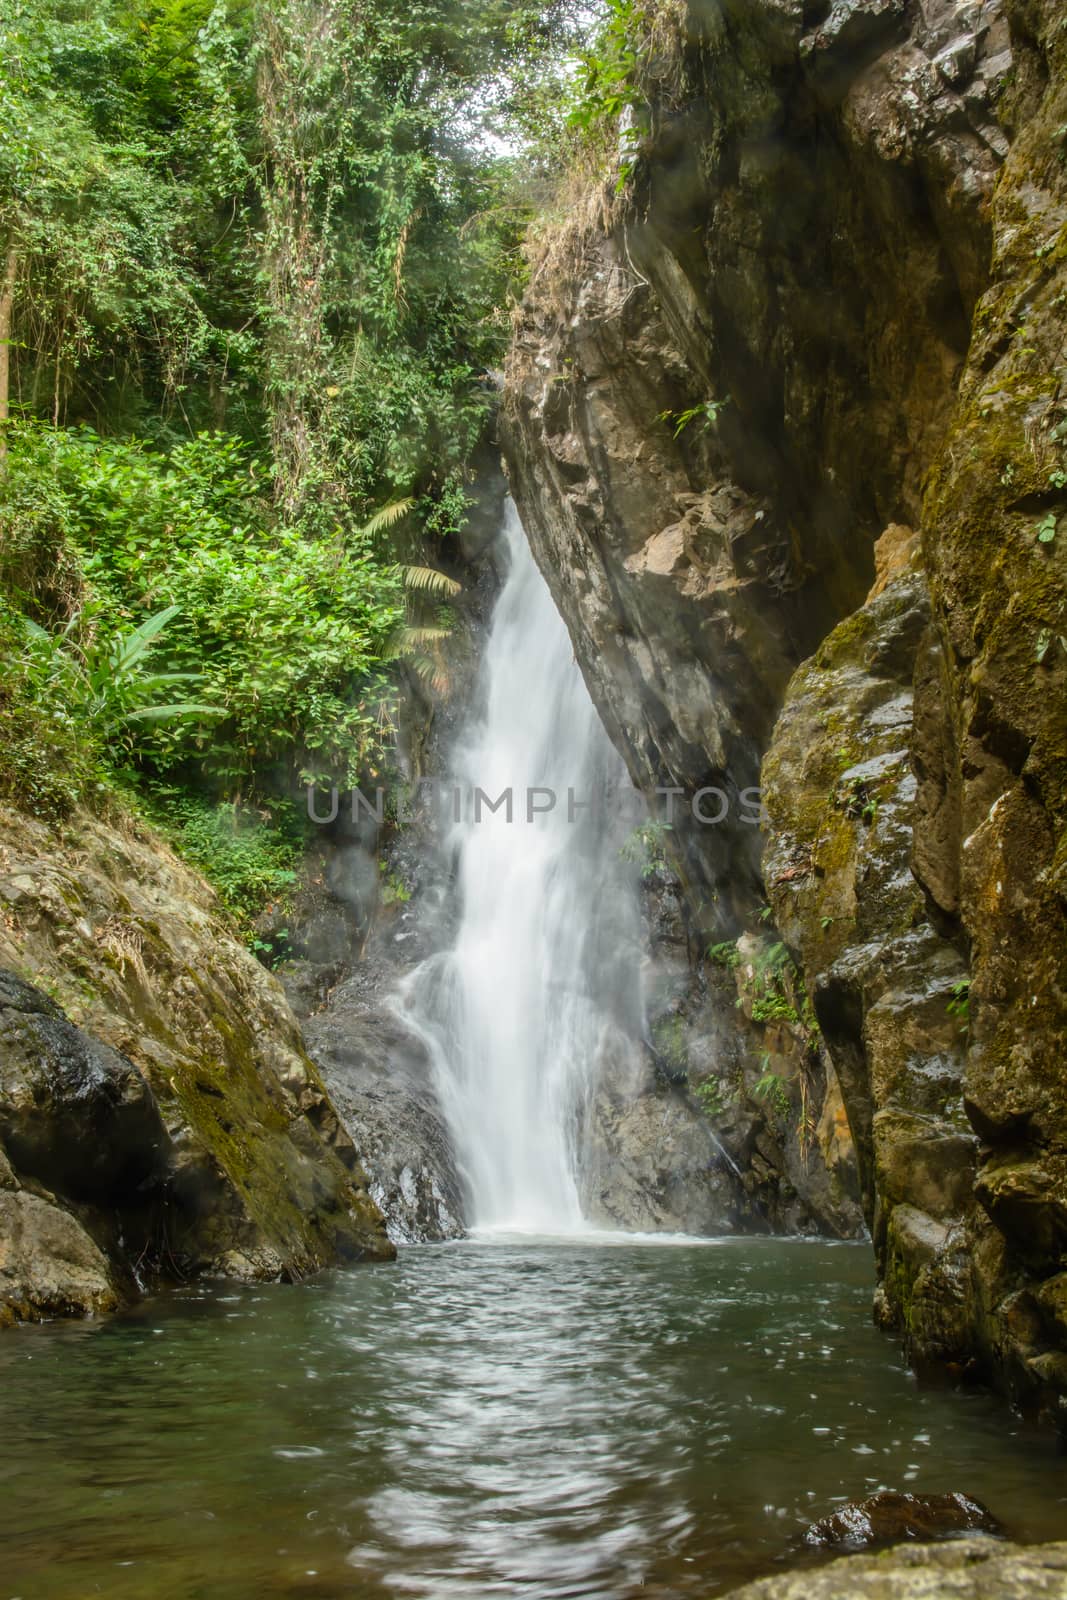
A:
249 930 293 969
1035 628 1067 664
742 934 799 1024
380 866 412 907
695 1077 729 1118
652 1015 688 1077
835 773 880 824
620 819 671 879
757 941 796 981
1036 512 1059 544
947 978 971 1029
657 399 727 439
752 1060 791 1121
737 939 823 1048
707 939 740 969
749 992 800 1025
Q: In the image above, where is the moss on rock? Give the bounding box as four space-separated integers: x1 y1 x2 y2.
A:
0 799 393 1327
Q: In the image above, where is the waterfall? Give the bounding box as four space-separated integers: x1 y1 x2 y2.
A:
397 500 643 1234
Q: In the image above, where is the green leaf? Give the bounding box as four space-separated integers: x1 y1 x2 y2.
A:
402 565 461 597
110 605 181 673
121 702 224 723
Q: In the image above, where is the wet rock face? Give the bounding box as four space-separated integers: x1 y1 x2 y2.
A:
720 1536 1067 1599
0 970 168 1208
763 536 1066 1407
0 803 393 1328
911 0 1067 1416
763 559 975 1292
504 0 1067 1415
639 867 864 1237
0 969 168 1322
503 0 1010 933
763 1 1067 1415
580 1019 758 1236
582 1082 742 1235
300 963 466 1246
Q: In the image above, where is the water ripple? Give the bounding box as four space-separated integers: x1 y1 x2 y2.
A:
0 1239 1064 1600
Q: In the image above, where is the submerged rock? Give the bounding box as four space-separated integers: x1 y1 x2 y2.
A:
721 1537 1067 1599
804 1491 1003 1551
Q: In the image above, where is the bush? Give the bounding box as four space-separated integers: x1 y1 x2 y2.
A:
2 425 406 793
0 604 104 822
139 789 307 930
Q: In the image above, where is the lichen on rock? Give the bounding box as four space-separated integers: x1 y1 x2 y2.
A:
719 1535 1067 1600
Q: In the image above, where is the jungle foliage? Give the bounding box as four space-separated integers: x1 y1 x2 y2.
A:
0 0 598 880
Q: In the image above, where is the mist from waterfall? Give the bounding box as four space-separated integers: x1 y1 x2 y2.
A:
398 500 644 1234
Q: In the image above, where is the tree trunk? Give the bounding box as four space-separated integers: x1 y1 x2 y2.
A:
0 241 18 473
257 0 335 520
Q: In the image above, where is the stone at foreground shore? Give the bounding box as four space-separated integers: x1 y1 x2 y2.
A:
721 1538 1067 1599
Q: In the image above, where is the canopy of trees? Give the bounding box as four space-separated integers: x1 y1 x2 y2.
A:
0 0 615 920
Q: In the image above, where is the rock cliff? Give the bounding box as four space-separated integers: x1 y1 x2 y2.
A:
503 0 1066 1414
0 801 393 1325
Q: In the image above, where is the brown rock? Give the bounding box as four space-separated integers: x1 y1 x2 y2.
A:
0 1190 117 1324
804 1490 1003 1551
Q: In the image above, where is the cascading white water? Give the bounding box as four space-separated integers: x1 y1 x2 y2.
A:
398 500 643 1234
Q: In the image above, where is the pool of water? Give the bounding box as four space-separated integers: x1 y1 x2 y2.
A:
1 1237 1064 1599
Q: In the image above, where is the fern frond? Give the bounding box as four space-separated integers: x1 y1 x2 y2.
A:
398 625 451 647
407 655 451 694
362 498 415 536
402 565 461 598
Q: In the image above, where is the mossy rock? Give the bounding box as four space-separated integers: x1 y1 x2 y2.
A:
0 801 393 1327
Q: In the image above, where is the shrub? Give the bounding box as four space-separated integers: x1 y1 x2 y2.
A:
0 603 104 821
3 425 406 793
139 788 307 930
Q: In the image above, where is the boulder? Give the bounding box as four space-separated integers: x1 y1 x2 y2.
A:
0 1190 117 1327
804 1491 1002 1551
0 799 394 1327
720 1537 1067 1599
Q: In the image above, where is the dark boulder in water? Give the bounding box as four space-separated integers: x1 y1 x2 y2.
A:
804 1490 1003 1551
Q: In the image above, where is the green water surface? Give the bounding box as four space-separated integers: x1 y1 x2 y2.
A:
0 1237 1064 1599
